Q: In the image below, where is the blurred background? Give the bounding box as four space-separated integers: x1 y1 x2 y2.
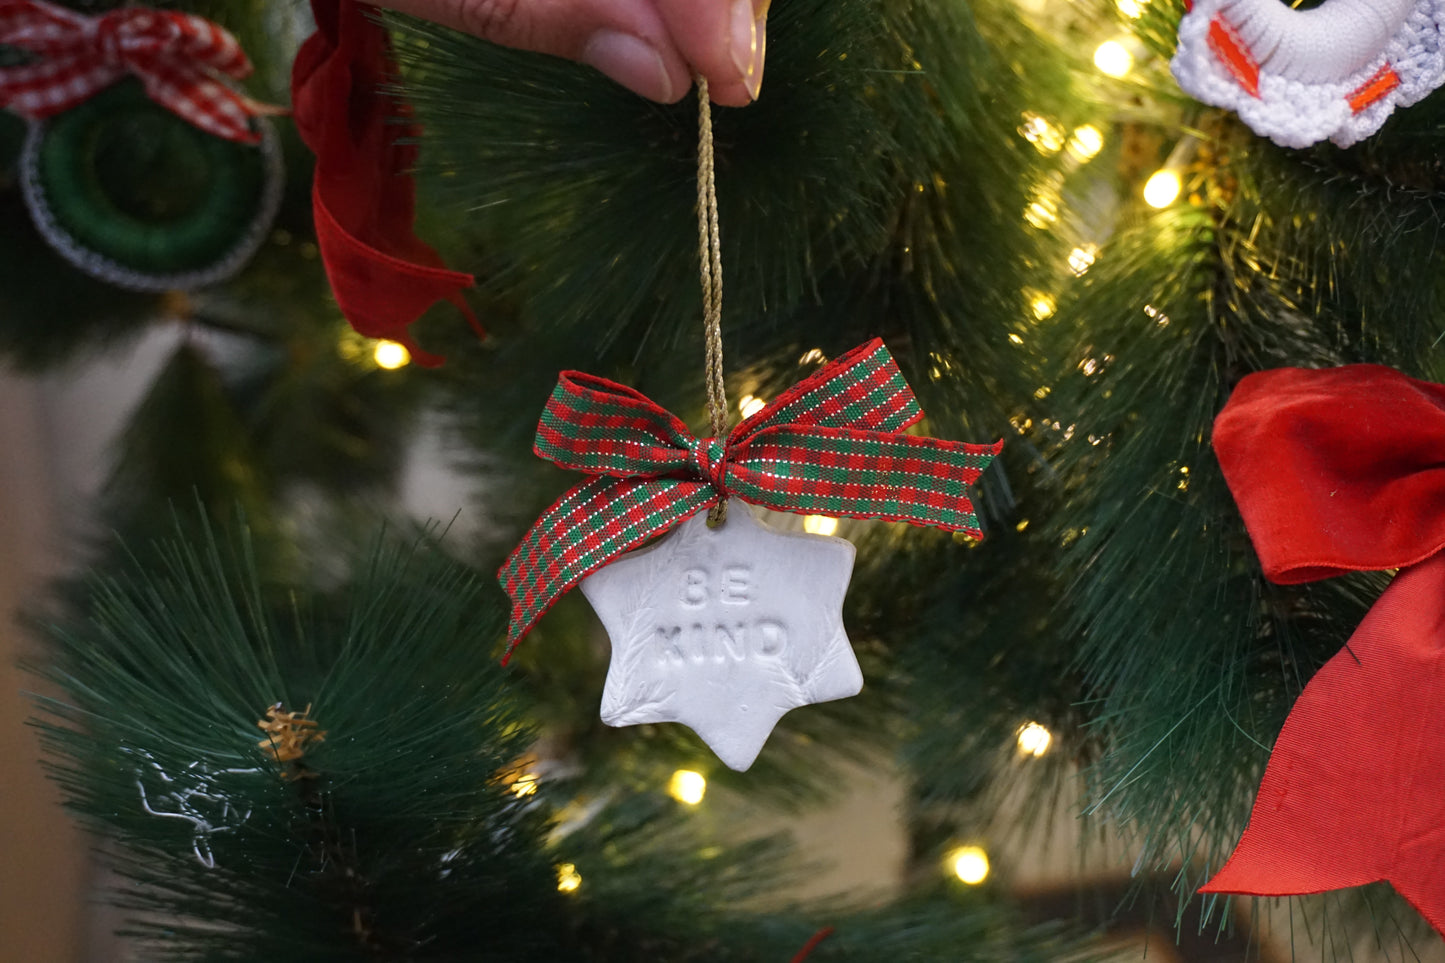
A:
6 0 1445 960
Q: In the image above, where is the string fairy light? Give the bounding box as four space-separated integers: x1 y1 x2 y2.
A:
1029 292 1057 320
1093 39 1134 78
1066 125 1104 163
1067 244 1099 276
373 339 411 369
1143 135 1198 210
1016 722 1052 757
738 394 766 418
946 845 991 885
803 515 839 536
1143 169 1182 208
1018 112 1066 155
668 769 707 805
556 863 582 892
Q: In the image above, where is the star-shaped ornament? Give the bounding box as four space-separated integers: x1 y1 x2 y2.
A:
580 503 862 771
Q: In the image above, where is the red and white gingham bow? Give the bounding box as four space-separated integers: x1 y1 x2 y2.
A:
0 0 267 143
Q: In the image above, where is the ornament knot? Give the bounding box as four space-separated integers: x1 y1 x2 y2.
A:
94 16 126 67
98 9 186 68
690 436 729 494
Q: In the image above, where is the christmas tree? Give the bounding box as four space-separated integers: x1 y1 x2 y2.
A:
4 0 1444 959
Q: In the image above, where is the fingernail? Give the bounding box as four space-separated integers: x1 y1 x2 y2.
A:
582 31 675 102
730 0 758 92
748 7 767 100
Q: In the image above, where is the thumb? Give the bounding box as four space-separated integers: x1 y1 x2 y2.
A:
363 0 692 103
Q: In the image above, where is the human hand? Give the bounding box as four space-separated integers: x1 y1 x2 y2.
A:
363 0 769 106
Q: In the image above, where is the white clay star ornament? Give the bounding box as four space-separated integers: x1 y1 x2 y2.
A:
580 504 862 771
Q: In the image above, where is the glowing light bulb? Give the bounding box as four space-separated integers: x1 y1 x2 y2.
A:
948 846 990 885
1023 198 1058 230
1066 125 1104 162
803 515 839 536
1016 722 1052 757
668 769 707 805
1143 169 1182 208
1030 293 1057 321
510 773 539 797
1117 0 1144 17
1067 244 1098 277
373 340 411 370
1094 40 1133 78
1018 112 1065 155
738 395 766 419
556 863 582 893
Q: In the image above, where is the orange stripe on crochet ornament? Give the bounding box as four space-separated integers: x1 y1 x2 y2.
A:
1348 64 1400 113
1208 15 1260 97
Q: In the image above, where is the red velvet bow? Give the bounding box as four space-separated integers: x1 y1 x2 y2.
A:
292 0 483 366
0 0 269 143
1203 364 1445 935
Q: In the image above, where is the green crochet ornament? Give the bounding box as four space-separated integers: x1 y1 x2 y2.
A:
19 79 282 291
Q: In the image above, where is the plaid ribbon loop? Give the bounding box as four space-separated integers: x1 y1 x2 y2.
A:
0 0 271 143
498 338 1004 662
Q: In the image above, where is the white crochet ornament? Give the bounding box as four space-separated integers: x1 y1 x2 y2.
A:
1172 0 1445 148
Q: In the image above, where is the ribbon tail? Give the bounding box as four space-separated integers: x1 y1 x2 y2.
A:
136 65 262 144
498 476 715 664
0 56 115 120
310 189 475 367
292 0 481 362
0 0 87 41
1200 553 1445 936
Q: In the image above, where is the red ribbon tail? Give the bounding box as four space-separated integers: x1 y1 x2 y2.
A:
312 189 476 368
790 926 835 962
294 0 483 364
1199 553 1445 935
448 290 486 341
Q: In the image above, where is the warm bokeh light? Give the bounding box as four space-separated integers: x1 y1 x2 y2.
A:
1023 198 1058 230
1093 40 1133 78
1067 125 1104 162
738 395 767 418
803 515 839 536
1143 169 1182 209
1016 722 1052 757
1018 112 1065 155
557 863 582 892
1116 0 1144 17
373 339 411 370
1030 292 1057 321
668 769 707 805
1067 244 1098 277
510 772 539 797
798 348 826 365
948 846 990 885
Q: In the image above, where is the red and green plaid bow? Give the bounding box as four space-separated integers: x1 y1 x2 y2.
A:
498 339 1003 662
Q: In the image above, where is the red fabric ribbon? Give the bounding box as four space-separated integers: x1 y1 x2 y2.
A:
0 0 268 144
1203 363 1445 935
790 927 836 962
292 0 482 367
